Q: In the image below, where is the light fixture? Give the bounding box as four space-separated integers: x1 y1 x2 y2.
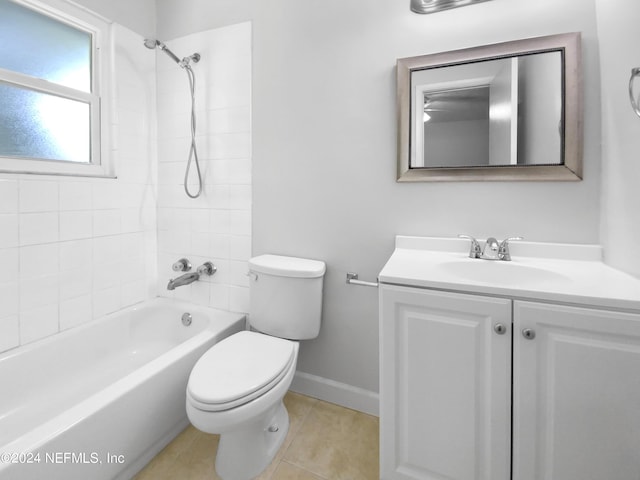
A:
410 0 492 14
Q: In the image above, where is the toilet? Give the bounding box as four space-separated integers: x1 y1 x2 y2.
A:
186 254 326 479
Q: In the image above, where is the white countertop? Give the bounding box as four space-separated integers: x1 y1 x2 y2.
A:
378 236 640 311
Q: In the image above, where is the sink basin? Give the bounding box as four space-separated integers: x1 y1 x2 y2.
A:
437 260 569 286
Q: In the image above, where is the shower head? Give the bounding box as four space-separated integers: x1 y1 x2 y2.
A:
143 38 182 65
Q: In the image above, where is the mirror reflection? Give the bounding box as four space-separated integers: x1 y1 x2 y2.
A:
413 52 562 168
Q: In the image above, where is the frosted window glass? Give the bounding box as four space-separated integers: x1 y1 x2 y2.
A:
0 83 90 163
0 0 91 92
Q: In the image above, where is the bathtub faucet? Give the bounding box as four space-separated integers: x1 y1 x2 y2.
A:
167 262 216 290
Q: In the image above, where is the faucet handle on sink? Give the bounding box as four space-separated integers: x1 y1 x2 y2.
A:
458 234 482 259
498 236 523 261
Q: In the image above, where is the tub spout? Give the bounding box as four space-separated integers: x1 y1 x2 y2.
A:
167 272 200 290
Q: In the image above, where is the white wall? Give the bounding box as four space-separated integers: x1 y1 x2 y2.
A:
74 0 156 38
596 0 640 277
155 23 252 313
157 0 602 406
0 24 157 354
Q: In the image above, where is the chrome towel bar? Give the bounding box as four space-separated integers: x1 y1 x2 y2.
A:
346 272 379 288
629 67 640 118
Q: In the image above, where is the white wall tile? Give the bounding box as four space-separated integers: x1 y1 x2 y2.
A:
60 211 93 241
0 282 18 318
20 274 59 311
121 280 146 306
229 210 251 235
118 257 145 284
229 235 251 261
93 286 121 319
190 232 211 257
0 214 19 248
190 280 210 305
60 295 92 331
229 286 249 313
121 232 144 259
156 24 251 316
93 263 122 290
229 185 251 209
208 133 251 160
59 182 92 211
226 159 251 185
19 212 58 246
59 239 92 271
0 24 158 355
190 209 210 233
210 210 231 234
93 236 122 265
0 180 18 214
229 260 249 287
121 208 145 233
0 315 19 352
93 210 122 237
19 180 59 213
204 107 251 135
210 234 230 258
59 268 92 300
19 244 59 279
20 304 58 345
0 248 19 283
209 283 229 310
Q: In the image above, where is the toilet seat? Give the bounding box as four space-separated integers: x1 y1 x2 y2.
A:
187 331 296 412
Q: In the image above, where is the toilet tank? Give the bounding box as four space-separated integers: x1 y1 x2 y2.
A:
248 254 326 340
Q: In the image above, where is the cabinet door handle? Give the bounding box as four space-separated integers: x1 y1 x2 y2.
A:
522 328 536 340
494 323 507 335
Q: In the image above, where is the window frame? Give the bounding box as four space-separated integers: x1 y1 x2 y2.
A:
0 0 114 178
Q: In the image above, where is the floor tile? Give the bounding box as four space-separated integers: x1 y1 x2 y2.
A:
271 461 325 480
133 392 378 480
283 400 379 480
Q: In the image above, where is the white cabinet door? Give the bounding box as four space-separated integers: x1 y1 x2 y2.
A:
513 301 640 480
380 285 512 480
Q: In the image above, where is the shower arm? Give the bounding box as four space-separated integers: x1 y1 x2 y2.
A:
144 38 200 69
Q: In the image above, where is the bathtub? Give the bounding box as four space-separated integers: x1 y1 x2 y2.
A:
0 298 245 480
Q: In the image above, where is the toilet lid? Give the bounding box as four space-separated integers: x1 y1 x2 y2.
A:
188 331 295 409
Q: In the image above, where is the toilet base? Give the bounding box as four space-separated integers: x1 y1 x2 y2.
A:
215 400 290 480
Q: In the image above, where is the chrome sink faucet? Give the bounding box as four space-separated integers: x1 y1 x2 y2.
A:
458 235 523 261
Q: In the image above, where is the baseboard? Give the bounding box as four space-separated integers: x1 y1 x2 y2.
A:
290 371 379 417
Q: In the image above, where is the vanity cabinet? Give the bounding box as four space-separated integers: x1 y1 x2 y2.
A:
380 285 640 480
513 301 640 480
379 285 512 480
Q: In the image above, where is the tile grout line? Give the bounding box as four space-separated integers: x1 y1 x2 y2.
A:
282 460 330 480
268 396 320 478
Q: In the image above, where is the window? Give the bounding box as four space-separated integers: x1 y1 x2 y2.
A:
0 0 113 176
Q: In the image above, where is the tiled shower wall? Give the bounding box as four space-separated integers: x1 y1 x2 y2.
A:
0 25 158 354
156 23 251 312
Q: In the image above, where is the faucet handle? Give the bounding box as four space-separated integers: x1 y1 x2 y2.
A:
498 236 523 261
458 234 482 258
197 262 217 276
172 258 191 272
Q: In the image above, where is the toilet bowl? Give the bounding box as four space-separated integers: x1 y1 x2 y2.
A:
186 331 299 479
186 253 326 480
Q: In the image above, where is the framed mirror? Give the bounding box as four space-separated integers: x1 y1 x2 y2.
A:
397 32 582 182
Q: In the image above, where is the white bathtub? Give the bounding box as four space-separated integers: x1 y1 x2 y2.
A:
0 298 245 480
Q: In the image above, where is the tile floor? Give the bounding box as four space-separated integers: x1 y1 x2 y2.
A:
133 392 379 480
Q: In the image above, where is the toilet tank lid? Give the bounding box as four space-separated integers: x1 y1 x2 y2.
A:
249 254 326 278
